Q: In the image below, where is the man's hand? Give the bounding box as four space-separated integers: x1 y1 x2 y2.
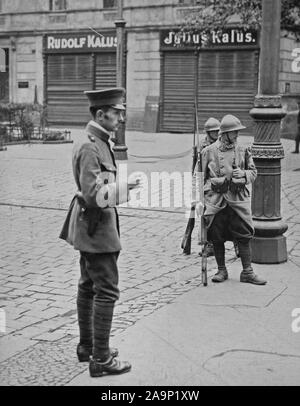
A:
75 191 87 209
196 202 205 217
232 168 246 179
128 174 143 191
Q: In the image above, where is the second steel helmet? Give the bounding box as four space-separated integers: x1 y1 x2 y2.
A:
204 117 221 132
219 114 246 134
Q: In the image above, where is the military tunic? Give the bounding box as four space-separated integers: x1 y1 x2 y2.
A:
199 135 212 152
60 121 129 254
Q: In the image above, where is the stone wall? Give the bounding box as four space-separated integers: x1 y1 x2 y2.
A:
126 31 161 131
279 32 300 94
1 1 300 135
15 37 38 104
279 33 300 139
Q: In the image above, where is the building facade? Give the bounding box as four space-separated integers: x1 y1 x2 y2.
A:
0 0 299 136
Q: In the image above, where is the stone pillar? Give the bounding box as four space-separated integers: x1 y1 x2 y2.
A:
113 0 128 161
250 0 288 264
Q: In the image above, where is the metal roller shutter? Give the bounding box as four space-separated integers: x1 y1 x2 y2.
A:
46 54 93 126
160 52 196 133
160 50 258 134
197 50 258 133
95 53 116 89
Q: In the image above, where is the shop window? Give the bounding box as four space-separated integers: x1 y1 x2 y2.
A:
49 0 67 11
103 0 116 9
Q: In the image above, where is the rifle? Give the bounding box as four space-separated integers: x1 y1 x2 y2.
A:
198 203 208 287
181 99 199 255
195 107 208 286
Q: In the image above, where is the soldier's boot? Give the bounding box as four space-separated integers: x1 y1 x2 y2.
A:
238 241 267 286
77 290 93 362
77 344 92 362
212 242 228 283
240 269 267 285
77 344 119 363
90 300 131 377
89 357 131 378
212 267 228 283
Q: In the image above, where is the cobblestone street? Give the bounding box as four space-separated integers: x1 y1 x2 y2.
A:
0 130 300 385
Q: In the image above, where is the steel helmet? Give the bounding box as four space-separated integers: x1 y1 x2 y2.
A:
219 115 246 134
204 117 221 132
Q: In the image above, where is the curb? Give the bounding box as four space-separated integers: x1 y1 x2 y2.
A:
3 140 73 146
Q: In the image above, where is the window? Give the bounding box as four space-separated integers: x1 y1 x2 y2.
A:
103 0 116 9
49 0 67 11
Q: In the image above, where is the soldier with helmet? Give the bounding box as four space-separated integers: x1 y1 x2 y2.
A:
182 117 221 256
200 117 221 151
201 114 267 285
60 88 140 378
196 117 221 256
292 102 300 154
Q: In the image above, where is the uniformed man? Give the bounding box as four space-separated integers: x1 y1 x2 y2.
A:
59 88 140 377
196 118 221 257
199 117 221 152
182 118 220 256
292 103 300 154
201 114 267 285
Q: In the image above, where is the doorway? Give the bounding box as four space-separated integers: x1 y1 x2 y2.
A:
0 48 9 103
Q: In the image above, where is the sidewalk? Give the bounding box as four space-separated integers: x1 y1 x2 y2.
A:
70 130 300 386
0 129 299 386
68 260 300 386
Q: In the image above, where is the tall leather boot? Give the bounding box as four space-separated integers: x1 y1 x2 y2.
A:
77 291 93 362
238 241 267 285
89 300 131 377
212 242 228 283
93 300 114 361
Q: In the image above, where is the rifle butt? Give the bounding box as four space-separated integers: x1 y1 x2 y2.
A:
181 210 195 254
201 243 208 287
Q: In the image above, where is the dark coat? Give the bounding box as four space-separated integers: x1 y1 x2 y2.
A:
59 122 129 254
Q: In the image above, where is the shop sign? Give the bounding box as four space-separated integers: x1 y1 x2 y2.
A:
160 28 258 49
18 82 29 88
44 32 117 53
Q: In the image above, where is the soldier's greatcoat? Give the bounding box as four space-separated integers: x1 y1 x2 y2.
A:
202 139 257 231
199 135 213 153
60 121 128 254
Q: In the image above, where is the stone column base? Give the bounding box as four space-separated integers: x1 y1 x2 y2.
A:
251 236 288 264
